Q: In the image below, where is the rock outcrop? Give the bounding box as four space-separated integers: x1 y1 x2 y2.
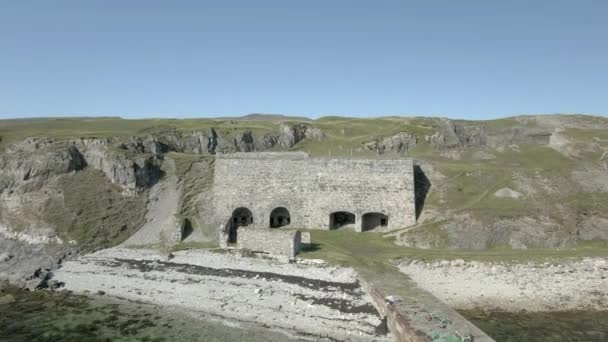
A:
0 141 86 193
365 132 416 154
116 123 325 154
424 119 553 150
74 138 163 192
278 123 325 148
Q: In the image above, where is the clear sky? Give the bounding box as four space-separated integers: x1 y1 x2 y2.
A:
1 1 606 120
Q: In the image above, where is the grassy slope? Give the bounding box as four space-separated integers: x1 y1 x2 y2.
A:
168 152 216 238
301 229 608 266
43 168 148 250
2 115 608 252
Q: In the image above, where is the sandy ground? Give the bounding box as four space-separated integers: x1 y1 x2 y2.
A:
399 258 608 312
52 248 388 341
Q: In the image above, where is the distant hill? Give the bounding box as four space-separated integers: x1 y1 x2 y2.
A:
219 113 311 121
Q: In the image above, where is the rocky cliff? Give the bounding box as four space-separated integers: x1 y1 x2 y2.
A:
1 115 607 288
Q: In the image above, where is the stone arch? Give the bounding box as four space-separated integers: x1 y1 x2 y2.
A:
329 211 356 230
228 207 253 243
270 207 291 228
362 212 388 231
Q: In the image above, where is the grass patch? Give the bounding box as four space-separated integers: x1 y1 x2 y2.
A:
390 221 451 249
295 117 434 157
168 153 215 238
43 168 148 249
493 145 575 171
299 229 608 267
166 152 209 179
566 128 608 142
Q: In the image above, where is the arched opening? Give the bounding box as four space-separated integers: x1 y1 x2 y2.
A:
270 207 291 228
362 212 388 231
329 211 355 230
181 219 193 240
228 207 253 243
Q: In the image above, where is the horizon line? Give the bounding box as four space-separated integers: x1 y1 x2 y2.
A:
1 112 607 121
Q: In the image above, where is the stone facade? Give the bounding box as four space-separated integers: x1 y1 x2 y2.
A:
212 152 415 238
237 229 302 260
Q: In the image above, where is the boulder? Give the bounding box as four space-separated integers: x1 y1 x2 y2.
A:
494 187 523 199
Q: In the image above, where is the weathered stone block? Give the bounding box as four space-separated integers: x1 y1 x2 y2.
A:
237 229 301 260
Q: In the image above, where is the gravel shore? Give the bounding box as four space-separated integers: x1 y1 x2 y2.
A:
52 248 388 341
399 258 608 312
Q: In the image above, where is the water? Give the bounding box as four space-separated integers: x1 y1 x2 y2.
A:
0 288 297 342
460 310 608 342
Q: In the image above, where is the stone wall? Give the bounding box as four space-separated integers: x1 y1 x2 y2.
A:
237 229 301 260
212 152 415 233
358 276 494 342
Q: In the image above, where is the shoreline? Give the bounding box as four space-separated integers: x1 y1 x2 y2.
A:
0 285 310 341
398 258 608 312
51 247 389 341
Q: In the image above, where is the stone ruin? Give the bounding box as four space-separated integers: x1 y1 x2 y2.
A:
212 152 415 255
238 229 302 260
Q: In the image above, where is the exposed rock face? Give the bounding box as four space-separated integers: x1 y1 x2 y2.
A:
425 119 553 150
73 138 163 192
120 136 169 155
278 123 325 148
365 132 416 154
0 236 70 289
0 142 86 193
548 128 579 157
577 216 608 241
117 124 324 154
452 123 487 148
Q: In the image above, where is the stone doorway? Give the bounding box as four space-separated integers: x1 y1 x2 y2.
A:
329 211 355 229
270 207 291 228
229 207 253 243
362 212 388 231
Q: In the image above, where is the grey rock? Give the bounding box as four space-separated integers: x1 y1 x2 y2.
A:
0 143 86 193
577 216 608 241
494 187 523 199
237 131 256 152
365 132 416 154
0 236 72 289
71 138 163 190
278 123 325 148
0 253 12 262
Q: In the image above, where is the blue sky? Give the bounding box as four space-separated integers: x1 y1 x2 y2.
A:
0 1 606 119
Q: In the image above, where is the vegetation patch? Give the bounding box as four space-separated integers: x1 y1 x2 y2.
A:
299 229 608 267
168 153 216 238
43 168 148 250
